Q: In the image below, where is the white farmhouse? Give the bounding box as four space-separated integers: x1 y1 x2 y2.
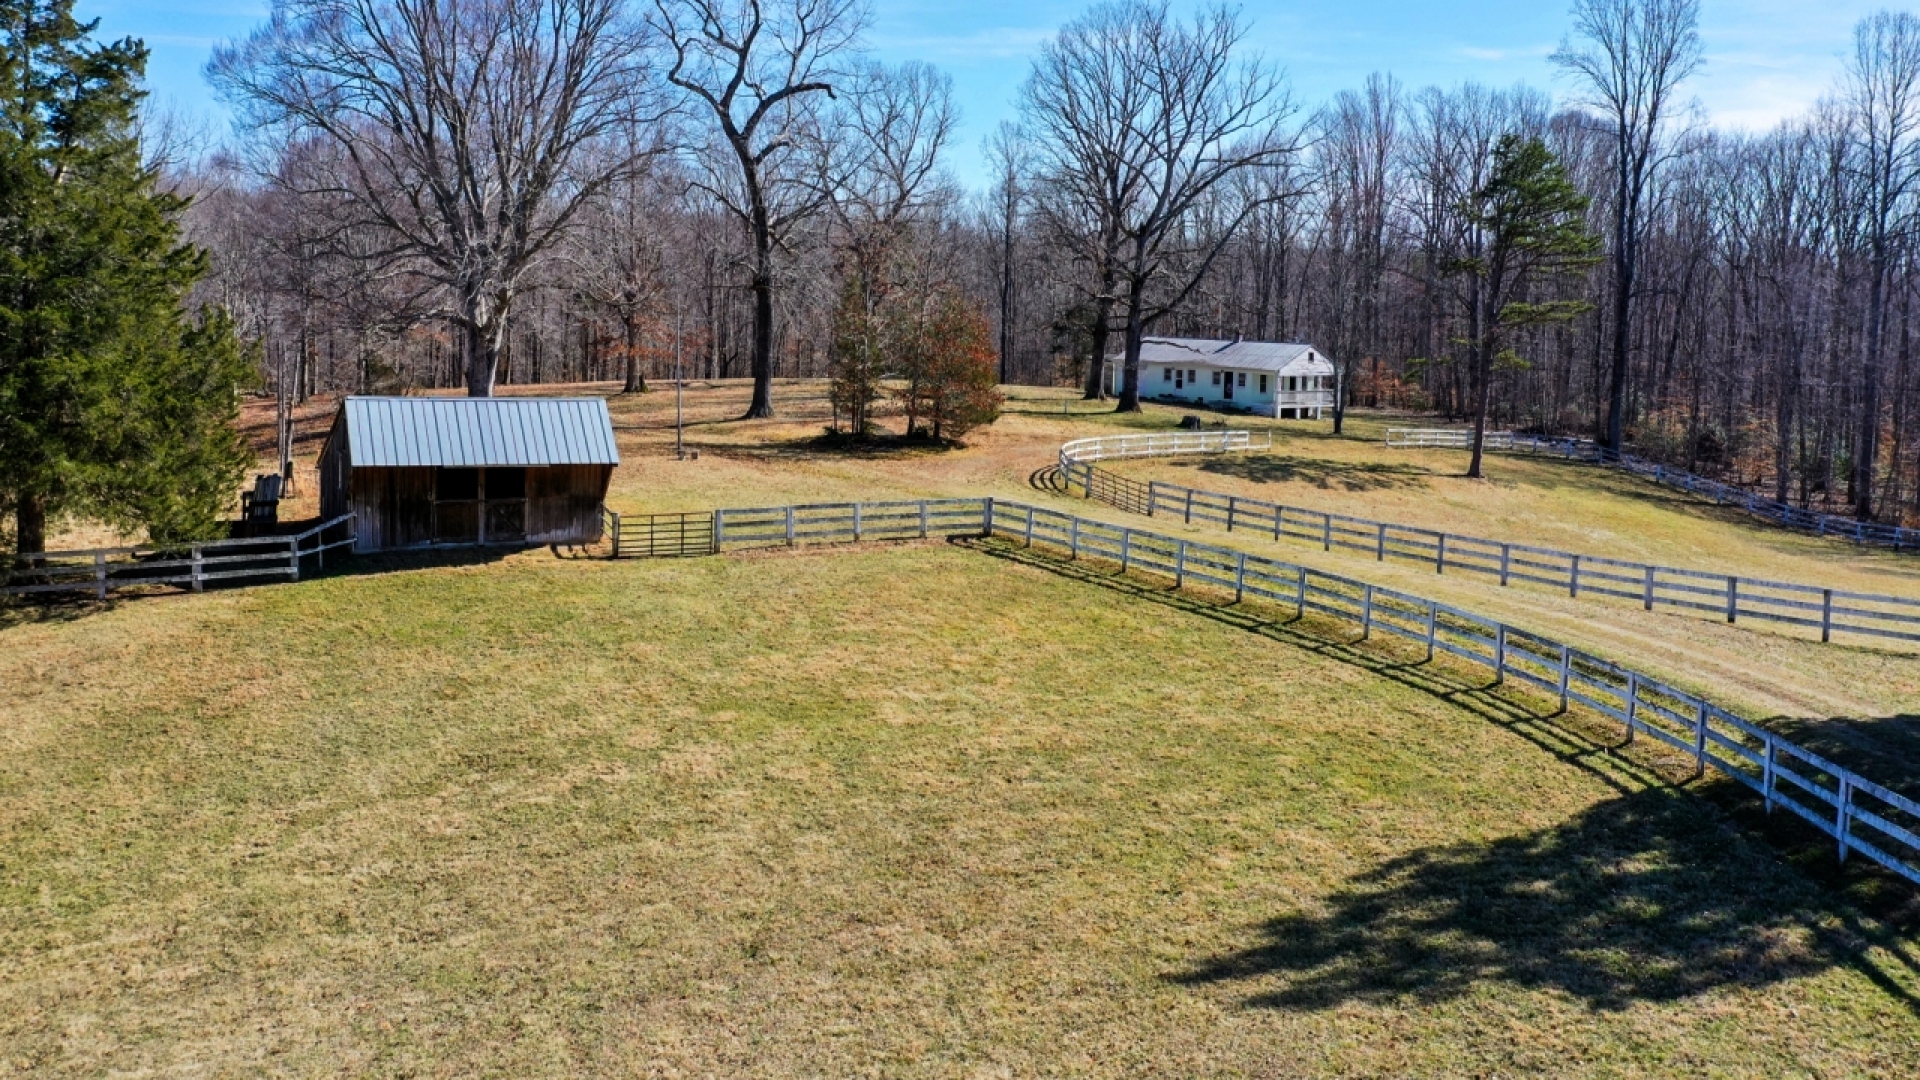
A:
1106 337 1337 419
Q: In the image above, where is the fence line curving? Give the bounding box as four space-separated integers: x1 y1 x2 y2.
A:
1385 427 1920 550
1060 432 1920 647
695 494 1920 888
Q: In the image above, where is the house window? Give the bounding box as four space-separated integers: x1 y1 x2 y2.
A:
1189 369 1197 382
1259 374 1268 393
1162 367 1172 382
1237 372 1247 386
1211 371 1221 385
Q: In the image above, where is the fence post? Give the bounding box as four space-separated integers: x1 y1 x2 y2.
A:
288 539 301 583
1236 553 1247 602
1120 529 1132 572
1361 584 1373 639
786 507 796 546
1147 481 1157 517
1821 588 1833 643
1493 625 1506 684
1184 489 1194 524
1226 496 1237 532
1070 518 1080 558
1025 506 1035 547
1500 544 1511 586
1762 740 1777 813
1726 577 1738 624
1436 534 1446 574
1322 514 1332 551
1273 506 1283 542
1426 601 1438 661
1296 567 1307 619
714 509 726 551
191 545 204 593
1176 540 1187 587
920 501 929 538
1377 523 1387 561
1694 701 1710 778
982 497 995 538
94 550 109 599
1557 644 1571 713
1624 672 1638 744
1569 554 1580 598
1837 776 1853 864
1643 566 1655 611
1083 464 1093 499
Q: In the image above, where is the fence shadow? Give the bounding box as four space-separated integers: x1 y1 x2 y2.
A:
1170 790 1920 1012
1766 714 1920 802
956 534 1920 1011
1181 454 1430 492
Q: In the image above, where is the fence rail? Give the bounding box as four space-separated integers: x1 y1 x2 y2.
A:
1386 427 1920 550
3 514 357 598
691 493 1920 888
1061 431 1920 646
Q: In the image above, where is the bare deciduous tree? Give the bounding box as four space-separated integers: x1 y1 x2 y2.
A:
1553 0 1702 451
652 0 864 418
210 0 668 397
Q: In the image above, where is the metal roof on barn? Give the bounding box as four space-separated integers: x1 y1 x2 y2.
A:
1114 338 1334 374
340 396 620 468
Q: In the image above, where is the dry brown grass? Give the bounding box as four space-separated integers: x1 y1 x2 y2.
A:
3 538 1918 1075
9 380 1920 1073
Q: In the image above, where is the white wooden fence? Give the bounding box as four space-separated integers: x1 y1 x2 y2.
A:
694 494 1920 888
1058 429 1270 466
1386 427 1920 550
2 514 357 599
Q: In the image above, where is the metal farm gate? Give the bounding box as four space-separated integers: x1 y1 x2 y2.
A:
609 511 716 558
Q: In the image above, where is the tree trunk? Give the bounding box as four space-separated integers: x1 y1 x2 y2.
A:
1857 244 1888 520
14 493 46 564
744 206 776 419
1116 281 1145 413
623 314 646 393
1085 295 1112 400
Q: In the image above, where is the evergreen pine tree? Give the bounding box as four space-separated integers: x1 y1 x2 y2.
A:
0 0 251 559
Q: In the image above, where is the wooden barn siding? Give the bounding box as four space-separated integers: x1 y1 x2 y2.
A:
349 464 609 552
528 464 612 544
318 415 351 521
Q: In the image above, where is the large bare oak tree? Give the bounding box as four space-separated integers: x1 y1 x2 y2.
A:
210 0 668 397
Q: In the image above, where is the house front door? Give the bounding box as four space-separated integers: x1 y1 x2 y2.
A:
1222 373 1234 400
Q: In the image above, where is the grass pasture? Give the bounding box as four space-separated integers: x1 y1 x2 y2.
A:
4 536 1920 1074
8 382 1920 1072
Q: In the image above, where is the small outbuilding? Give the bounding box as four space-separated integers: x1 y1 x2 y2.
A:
1106 337 1337 419
317 396 620 553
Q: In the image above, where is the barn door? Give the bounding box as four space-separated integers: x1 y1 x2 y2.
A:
484 467 527 544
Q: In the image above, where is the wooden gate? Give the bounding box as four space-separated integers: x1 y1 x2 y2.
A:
611 512 716 558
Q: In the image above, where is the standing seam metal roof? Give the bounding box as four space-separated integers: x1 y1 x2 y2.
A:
341 396 621 468
1111 338 1334 374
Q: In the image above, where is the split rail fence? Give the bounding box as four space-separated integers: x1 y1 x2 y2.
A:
1058 432 1920 647
1 515 357 599
1386 427 1920 550
697 494 1920 888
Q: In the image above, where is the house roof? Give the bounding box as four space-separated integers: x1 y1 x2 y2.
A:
1116 338 1334 374
336 396 621 468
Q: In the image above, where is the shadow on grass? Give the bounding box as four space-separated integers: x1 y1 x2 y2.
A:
955 534 1920 1012
1170 791 1912 1011
1766 714 1920 802
1183 454 1432 492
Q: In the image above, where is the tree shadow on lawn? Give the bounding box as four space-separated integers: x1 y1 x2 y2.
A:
1183 454 1432 492
1171 790 1917 1012
956 535 1920 1014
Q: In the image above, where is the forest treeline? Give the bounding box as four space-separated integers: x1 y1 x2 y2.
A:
179 0 1920 523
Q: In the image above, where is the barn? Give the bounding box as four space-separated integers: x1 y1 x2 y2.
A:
1106 338 1338 419
317 396 619 554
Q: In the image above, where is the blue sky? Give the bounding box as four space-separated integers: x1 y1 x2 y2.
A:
83 0 1888 190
